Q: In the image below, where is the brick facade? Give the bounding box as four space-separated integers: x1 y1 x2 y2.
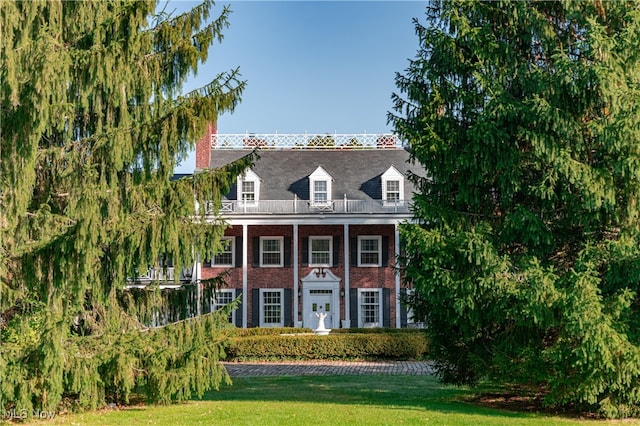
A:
200 222 402 328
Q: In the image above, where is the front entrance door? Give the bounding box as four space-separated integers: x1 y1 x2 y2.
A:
308 289 333 329
300 268 341 329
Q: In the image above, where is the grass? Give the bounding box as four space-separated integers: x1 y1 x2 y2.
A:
27 375 630 426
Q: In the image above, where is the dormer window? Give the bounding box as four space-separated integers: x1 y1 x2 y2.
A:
313 180 328 203
241 181 255 202
381 166 404 206
386 180 400 202
309 166 332 206
238 169 260 204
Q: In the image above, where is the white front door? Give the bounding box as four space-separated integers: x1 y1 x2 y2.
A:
308 289 333 329
300 268 341 329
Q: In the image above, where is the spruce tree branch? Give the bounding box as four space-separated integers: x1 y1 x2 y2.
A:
35 72 245 166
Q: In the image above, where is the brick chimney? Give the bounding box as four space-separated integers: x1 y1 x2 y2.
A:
195 122 216 170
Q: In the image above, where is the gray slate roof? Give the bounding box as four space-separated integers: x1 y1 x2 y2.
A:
209 148 421 201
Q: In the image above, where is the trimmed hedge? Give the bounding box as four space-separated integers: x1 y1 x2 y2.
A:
223 327 312 337
224 330 428 361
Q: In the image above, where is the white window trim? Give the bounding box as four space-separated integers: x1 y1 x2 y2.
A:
309 236 333 267
309 166 333 206
381 166 405 206
260 236 284 267
259 288 284 327
237 169 260 205
212 289 236 324
212 237 234 267
357 288 383 328
357 235 382 267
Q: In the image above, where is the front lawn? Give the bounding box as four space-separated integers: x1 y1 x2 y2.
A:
29 375 613 425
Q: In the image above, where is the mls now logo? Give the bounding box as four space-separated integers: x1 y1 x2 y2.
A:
2 408 56 420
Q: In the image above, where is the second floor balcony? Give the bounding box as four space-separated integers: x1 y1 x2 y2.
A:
127 266 194 287
216 198 411 215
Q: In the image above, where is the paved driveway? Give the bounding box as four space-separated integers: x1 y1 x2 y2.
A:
222 360 434 377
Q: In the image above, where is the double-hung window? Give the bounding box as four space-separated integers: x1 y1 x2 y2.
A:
260 289 284 327
211 289 235 323
212 237 234 267
358 236 382 267
309 236 332 266
358 288 382 327
241 181 255 202
386 180 400 203
260 237 283 267
313 180 328 204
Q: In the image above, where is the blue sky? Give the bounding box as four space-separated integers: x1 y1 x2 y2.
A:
172 1 427 172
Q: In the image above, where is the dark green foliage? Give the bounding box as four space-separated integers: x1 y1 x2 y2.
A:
390 0 640 418
1 0 255 415
225 330 428 360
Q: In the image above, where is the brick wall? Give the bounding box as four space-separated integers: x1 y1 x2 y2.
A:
200 223 401 327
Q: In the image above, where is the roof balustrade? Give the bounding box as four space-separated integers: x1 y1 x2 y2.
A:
211 133 400 150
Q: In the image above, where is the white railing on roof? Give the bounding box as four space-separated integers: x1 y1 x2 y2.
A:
216 199 411 215
211 133 400 149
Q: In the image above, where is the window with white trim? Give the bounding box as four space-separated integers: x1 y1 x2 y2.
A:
309 236 332 266
313 180 328 204
358 288 383 327
260 237 283 267
241 180 255 202
237 169 260 204
309 166 332 205
211 289 235 323
382 166 404 205
386 180 400 202
212 237 234 266
358 236 382 267
260 289 284 327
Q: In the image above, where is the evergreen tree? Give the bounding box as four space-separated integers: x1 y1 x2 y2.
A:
1 0 255 414
390 0 640 418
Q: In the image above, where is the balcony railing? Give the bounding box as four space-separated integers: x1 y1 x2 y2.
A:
211 133 401 150
216 199 411 215
129 267 194 285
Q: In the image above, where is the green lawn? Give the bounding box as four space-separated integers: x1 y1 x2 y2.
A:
30 375 630 425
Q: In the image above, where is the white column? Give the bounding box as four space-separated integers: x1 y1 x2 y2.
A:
293 224 299 327
395 222 401 328
242 223 248 328
343 223 350 328
195 253 202 317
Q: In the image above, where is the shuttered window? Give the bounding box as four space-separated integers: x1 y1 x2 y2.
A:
260 289 283 326
261 237 283 267
212 237 234 266
358 236 381 266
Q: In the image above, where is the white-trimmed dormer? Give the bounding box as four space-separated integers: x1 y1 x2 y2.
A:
238 169 261 204
381 166 404 206
309 166 333 206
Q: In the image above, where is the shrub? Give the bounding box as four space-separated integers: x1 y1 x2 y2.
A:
224 329 428 361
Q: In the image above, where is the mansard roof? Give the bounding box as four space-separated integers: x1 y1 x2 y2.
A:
209 148 420 201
